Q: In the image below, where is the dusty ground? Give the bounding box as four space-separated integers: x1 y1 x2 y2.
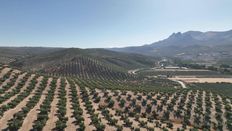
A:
0 67 11 79
0 72 230 130
76 84 96 131
217 95 227 131
0 76 43 130
0 74 35 106
0 70 18 88
19 78 52 131
0 72 27 94
170 77 232 83
65 79 77 131
43 78 60 131
88 88 196 131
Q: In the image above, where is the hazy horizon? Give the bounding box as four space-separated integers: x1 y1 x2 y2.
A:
0 0 232 48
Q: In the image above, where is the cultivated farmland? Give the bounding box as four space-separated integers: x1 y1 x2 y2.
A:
0 66 231 131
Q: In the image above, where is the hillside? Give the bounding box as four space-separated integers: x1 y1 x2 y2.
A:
109 30 232 65
6 48 157 79
0 47 63 64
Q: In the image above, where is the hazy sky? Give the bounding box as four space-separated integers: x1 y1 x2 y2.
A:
0 0 231 48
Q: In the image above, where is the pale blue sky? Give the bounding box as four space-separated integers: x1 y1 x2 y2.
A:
0 0 231 48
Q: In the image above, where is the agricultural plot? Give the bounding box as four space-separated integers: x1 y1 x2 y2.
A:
138 68 231 78
0 66 231 131
42 57 132 80
75 78 181 92
170 77 232 84
76 86 232 131
189 83 232 98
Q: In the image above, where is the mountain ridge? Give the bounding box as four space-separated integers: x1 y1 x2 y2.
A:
108 29 232 65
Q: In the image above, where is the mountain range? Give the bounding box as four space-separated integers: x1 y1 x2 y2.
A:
1 29 232 73
109 30 232 65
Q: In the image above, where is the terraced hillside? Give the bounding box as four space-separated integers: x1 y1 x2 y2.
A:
0 66 231 131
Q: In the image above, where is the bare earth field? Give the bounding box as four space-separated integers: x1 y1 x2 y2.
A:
170 77 232 83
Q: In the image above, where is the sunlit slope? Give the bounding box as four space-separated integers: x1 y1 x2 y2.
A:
10 48 156 79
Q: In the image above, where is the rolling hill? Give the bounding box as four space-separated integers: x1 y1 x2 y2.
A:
2 47 157 79
0 47 63 64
